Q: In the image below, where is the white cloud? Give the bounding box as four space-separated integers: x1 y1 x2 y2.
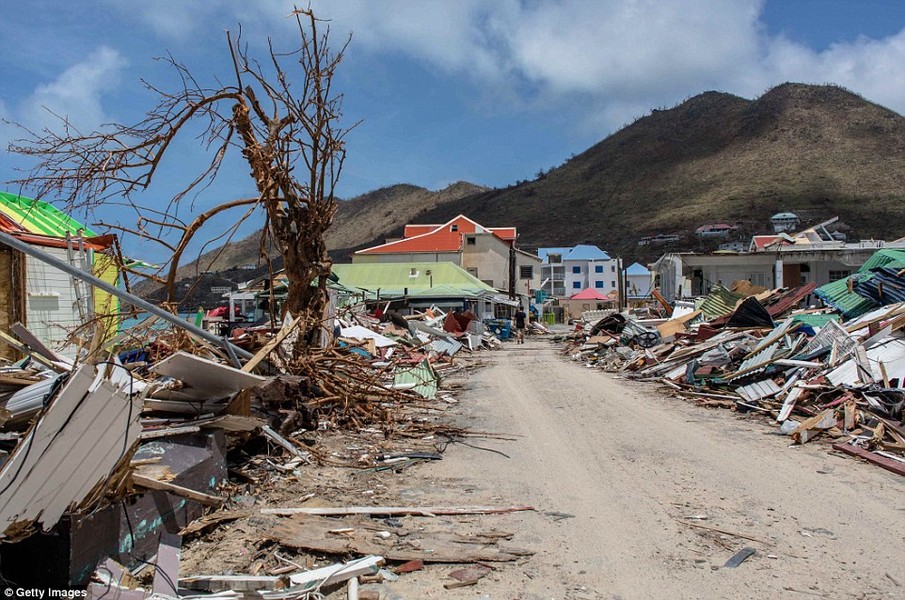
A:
16 47 127 136
752 31 905 111
119 1 905 125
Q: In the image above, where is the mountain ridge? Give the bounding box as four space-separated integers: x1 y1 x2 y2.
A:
144 82 905 303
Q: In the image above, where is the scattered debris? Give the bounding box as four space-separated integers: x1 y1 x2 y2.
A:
558 278 905 475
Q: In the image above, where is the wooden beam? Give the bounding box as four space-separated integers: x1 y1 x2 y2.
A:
832 443 905 477
241 315 303 372
132 473 224 506
262 505 534 517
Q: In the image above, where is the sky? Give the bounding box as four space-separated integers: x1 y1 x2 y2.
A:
2 0 905 264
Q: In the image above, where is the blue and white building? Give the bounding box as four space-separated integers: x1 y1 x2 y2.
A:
537 245 620 298
625 262 653 299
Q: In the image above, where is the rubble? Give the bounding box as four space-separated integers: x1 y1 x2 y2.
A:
559 277 905 478
0 242 532 595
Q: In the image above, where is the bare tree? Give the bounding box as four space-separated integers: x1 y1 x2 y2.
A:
9 8 351 353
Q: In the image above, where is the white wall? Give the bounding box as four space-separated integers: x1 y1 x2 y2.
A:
25 247 90 350
626 273 652 298
564 258 619 294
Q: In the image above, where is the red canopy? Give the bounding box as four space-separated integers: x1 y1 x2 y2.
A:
569 288 610 300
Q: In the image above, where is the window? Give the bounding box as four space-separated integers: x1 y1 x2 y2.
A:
572 266 581 274
548 253 562 264
519 265 534 279
595 281 603 288
611 265 616 272
451 224 458 232
828 270 850 282
594 265 603 273
573 281 581 289
466 236 476 245
611 281 616 288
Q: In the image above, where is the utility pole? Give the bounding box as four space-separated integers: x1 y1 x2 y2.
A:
617 257 625 311
508 245 516 301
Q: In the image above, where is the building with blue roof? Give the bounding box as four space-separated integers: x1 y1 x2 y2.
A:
624 262 652 299
537 244 618 297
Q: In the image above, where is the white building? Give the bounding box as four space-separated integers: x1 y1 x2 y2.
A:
771 212 800 233
538 245 619 298
624 262 652 299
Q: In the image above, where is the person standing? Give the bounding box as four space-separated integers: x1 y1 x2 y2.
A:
514 306 527 344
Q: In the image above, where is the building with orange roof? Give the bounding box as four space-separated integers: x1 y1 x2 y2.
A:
353 215 540 299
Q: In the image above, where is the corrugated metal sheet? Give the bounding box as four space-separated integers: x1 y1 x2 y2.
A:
802 319 856 356
729 343 782 381
0 192 98 237
0 365 143 537
815 249 905 319
854 267 905 307
826 337 905 386
736 379 782 402
699 286 746 320
1 373 65 426
430 337 463 356
393 359 438 399
767 282 817 317
790 313 840 328
815 276 877 319
749 319 796 356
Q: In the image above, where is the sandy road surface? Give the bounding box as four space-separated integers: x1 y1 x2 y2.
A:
387 337 905 599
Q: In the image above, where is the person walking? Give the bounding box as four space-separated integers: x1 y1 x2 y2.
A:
514 306 527 344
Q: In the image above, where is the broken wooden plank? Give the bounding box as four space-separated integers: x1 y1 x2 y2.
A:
267 513 531 564
242 315 303 373
676 520 774 546
832 442 905 477
179 509 253 537
261 425 311 462
261 505 534 517
791 409 836 444
132 473 224 506
180 574 284 592
140 425 201 440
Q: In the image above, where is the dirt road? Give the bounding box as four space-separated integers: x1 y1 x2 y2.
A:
389 337 905 599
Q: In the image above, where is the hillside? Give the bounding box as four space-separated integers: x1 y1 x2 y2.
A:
166 181 487 281
144 82 905 304
404 83 905 261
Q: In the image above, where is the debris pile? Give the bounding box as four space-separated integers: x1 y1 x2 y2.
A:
560 281 905 476
0 298 528 594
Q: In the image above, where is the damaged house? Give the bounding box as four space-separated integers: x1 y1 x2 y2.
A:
0 192 119 356
653 218 905 302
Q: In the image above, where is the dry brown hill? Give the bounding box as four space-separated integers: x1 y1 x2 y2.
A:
167 181 487 280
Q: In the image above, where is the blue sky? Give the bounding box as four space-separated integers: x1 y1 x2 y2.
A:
2 1 905 263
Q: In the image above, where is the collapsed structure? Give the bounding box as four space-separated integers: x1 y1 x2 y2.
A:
561 248 905 478
0 198 543 595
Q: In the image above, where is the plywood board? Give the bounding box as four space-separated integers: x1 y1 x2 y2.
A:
150 351 267 401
